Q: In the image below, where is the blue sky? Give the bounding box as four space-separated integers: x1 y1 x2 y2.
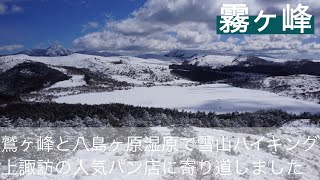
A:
1 0 320 58
0 0 145 52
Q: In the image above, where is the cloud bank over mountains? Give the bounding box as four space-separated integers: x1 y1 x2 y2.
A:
73 0 320 57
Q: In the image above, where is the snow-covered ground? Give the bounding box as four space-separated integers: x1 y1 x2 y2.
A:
2 53 320 113
47 75 87 89
0 54 183 85
186 54 294 70
261 75 320 103
189 55 239 69
18 120 320 180
187 54 288 69
54 83 320 114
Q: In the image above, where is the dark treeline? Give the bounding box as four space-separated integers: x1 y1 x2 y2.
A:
169 64 233 82
0 62 69 101
0 103 319 128
169 59 320 83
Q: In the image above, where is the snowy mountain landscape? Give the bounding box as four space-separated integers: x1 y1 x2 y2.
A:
0 47 319 180
1 47 320 113
2 1 320 179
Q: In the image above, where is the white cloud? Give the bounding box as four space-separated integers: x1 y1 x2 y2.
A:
82 21 99 32
226 37 240 43
0 2 23 15
74 0 320 56
0 44 24 51
11 4 23 13
87 21 99 28
0 3 7 14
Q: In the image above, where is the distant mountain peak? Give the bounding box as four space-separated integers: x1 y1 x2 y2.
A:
165 49 199 59
16 45 72 57
45 45 72 57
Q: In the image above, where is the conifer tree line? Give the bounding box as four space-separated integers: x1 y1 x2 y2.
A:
0 103 319 127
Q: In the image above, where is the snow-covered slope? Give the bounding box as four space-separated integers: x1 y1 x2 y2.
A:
0 53 183 85
47 75 86 89
166 50 290 70
187 55 295 69
19 121 320 180
164 49 290 68
189 55 240 69
262 75 320 103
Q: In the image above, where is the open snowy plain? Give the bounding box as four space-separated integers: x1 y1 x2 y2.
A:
55 83 320 114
